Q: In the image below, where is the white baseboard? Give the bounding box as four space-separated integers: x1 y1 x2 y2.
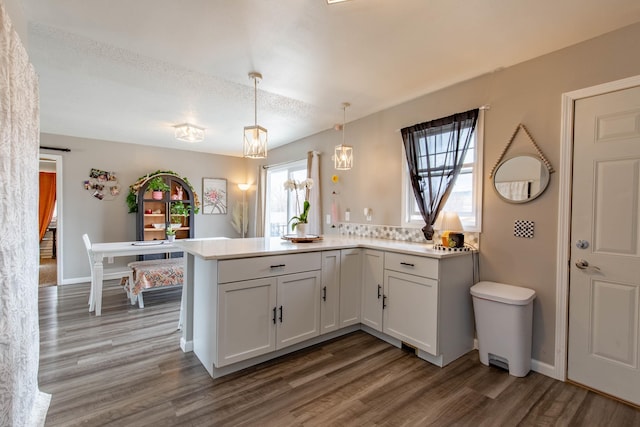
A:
61 276 91 285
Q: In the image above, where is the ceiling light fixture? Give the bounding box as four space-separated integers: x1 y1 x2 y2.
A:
174 123 204 143
334 102 353 170
243 72 267 159
327 0 352 4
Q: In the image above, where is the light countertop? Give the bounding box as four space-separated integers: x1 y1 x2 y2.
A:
174 235 472 260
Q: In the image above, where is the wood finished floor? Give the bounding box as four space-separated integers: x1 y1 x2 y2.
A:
39 281 640 426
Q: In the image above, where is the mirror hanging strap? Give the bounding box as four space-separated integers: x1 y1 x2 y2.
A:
489 123 555 178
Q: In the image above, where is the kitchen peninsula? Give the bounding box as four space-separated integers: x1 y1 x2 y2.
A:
175 236 475 378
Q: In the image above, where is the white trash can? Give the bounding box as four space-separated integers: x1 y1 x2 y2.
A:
470 281 536 377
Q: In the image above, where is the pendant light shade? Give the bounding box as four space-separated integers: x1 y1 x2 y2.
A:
243 72 267 159
334 102 353 170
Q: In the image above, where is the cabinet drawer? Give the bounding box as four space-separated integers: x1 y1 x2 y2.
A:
218 252 322 283
384 252 438 279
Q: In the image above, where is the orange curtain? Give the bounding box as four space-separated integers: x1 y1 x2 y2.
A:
39 172 56 242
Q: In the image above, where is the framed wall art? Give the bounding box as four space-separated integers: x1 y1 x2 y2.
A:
202 178 227 214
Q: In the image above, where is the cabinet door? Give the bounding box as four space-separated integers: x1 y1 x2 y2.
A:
320 251 341 334
383 270 438 355
339 249 362 327
276 271 321 349
361 249 384 331
217 277 277 367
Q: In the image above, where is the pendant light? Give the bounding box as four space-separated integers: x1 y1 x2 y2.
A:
334 102 353 170
243 72 267 159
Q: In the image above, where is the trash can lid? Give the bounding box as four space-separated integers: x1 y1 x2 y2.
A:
470 281 536 305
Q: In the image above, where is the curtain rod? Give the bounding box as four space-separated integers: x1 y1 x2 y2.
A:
40 146 71 152
394 105 490 133
262 158 306 170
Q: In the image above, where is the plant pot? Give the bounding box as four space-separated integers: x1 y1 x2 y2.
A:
152 190 163 200
167 235 175 242
295 223 307 237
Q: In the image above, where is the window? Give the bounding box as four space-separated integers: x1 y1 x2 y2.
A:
265 159 307 237
402 112 483 232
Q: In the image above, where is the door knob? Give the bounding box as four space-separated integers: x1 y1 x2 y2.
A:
575 259 600 271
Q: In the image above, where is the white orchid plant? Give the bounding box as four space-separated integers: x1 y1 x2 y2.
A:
283 178 314 231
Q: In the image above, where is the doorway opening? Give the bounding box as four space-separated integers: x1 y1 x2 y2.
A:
39 153 63 287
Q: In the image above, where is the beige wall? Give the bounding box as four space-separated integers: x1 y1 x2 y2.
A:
266 22 640 366
40 134 249 280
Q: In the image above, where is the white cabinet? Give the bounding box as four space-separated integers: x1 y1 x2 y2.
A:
383 269 438 355
190 244 473 378
361 249 384 331
320 250 341 334
217 277 277 366
212 252 322 368
276 271 322 348
339 248 362 327
381 251 474 367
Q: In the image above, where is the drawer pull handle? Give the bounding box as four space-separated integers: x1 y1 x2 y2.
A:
377 284 381 299
272 307 277 324
322 286 327 301
279 305 283 323
270 264 286 269
400 262 415 267
383 294 387 309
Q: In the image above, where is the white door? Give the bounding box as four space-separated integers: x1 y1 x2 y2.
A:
568 85 640 405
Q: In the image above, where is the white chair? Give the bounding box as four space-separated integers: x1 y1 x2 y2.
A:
83 234 134 311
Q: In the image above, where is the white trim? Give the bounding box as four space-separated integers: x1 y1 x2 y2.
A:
556 74 640 381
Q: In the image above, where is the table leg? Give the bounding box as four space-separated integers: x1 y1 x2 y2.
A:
92 257 104 316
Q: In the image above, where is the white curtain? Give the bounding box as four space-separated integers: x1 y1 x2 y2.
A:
307 151 321 235
0 3 51 425
254 165 267 237
495 181 529 201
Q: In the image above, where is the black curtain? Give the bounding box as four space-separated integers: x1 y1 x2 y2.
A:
401 109 479 240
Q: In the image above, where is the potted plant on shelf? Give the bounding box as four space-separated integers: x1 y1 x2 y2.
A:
147 176 170 200
165 225 176 242
170 200 191 227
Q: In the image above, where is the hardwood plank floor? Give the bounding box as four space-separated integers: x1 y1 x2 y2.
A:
39 281 640 426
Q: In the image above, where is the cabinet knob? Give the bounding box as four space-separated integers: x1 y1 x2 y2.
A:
279 305 283 323
377 284 382 299
322 286 327 301
383 294 387 309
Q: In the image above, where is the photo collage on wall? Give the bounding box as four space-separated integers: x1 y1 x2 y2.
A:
83 168 120 201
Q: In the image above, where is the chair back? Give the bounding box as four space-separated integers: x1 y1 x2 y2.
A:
82 234 94 274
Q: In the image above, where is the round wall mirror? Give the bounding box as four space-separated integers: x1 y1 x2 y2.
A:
493 155 550 203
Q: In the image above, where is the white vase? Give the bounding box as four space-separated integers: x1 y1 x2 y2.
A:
167 235 175 242
295 223 307 237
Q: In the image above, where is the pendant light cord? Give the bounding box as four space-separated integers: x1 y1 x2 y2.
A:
254 76 258 126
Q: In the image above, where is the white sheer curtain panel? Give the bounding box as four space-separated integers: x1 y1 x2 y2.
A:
0 3 51 425
307 151 321 235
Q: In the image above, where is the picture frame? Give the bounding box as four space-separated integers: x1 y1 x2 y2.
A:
202 178 227 214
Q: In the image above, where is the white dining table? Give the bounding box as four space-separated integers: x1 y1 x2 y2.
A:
89 240 183 316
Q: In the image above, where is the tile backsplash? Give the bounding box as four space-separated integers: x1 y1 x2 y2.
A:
336 223 479 249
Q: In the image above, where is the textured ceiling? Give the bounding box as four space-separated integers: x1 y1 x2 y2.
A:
23 0 640 156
